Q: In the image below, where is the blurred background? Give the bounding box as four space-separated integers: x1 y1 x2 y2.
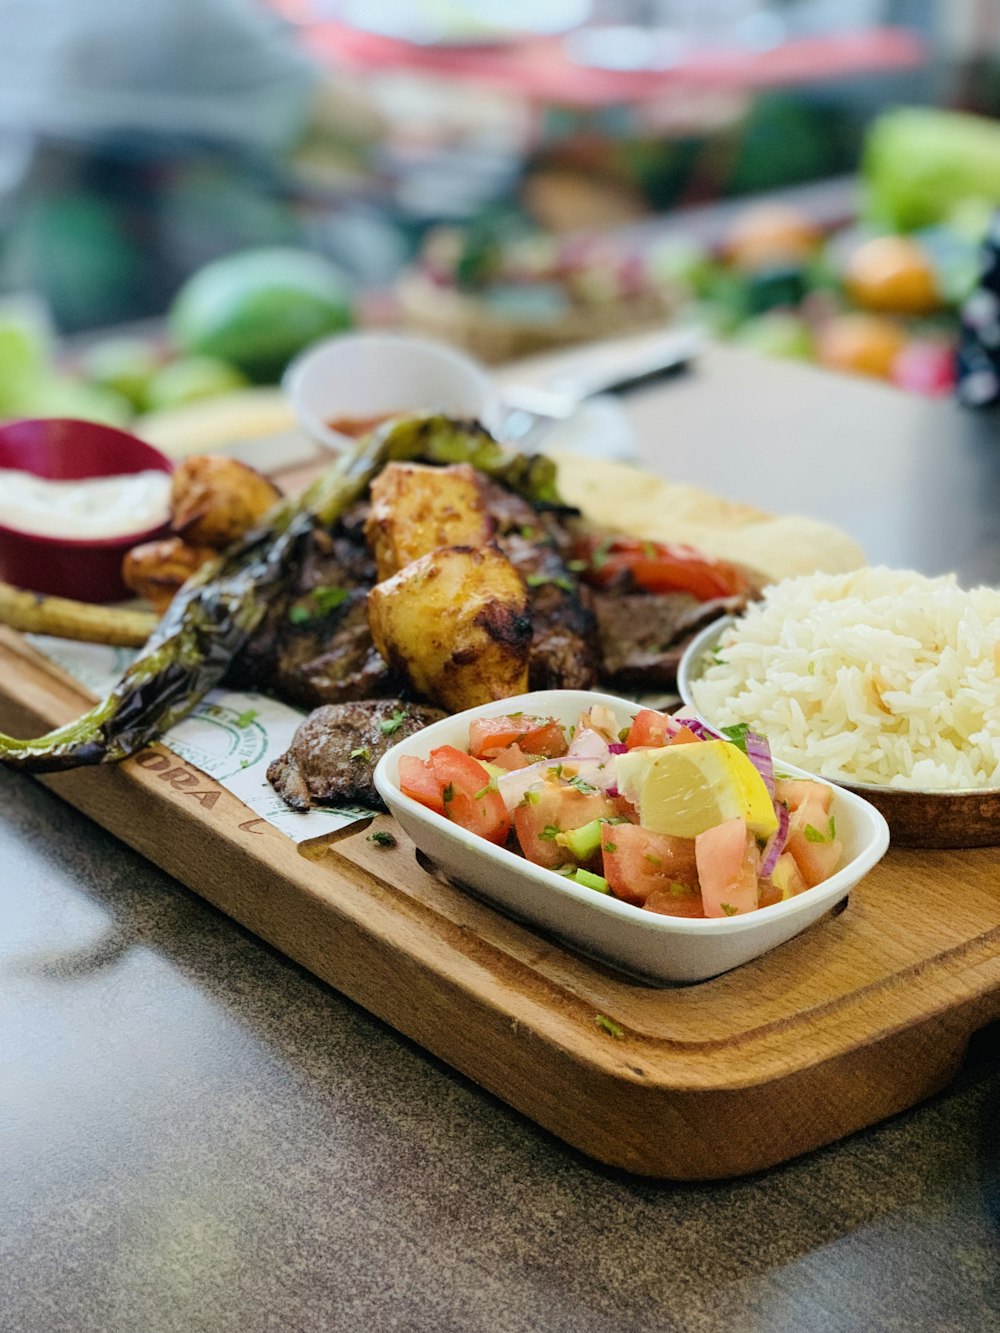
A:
2 0 1000 420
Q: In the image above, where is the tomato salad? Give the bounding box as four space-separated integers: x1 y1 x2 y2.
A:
398 705 844 919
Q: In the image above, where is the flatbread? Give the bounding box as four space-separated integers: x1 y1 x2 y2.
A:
552 451 865 585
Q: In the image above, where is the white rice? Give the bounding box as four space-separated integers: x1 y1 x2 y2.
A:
689 567 1000 790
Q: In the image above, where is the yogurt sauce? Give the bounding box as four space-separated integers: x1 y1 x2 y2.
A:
0 468 171 541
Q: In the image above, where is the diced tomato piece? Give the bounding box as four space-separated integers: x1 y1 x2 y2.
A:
695 817 760 917
468 715 567 760
577 536 750 601
428 745 511 846
775 778 833 814
600 823 699 909
625 708 673 749
645 883 706 918
398 755 445 814
785 793 842 889
513 782 617 870
487 743 533 772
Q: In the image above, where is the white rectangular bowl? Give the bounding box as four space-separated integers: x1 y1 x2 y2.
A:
374 690 890 985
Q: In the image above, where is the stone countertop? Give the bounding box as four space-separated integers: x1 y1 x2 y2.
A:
3 343 1000 1331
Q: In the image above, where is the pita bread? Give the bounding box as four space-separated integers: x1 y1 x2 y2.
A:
552 452 864 585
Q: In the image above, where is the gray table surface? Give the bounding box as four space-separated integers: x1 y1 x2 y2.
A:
3 346 1000 1333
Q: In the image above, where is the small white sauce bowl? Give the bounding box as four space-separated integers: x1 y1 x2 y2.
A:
374 689 890 986
283 331 497 452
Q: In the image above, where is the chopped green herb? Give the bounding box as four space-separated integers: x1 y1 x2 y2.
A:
721 903 739 916
442 783 455 804
590 537 614 570
520 789 540 806
538 824 560 841
670 881 693 896
525 572 575 593
595 1014 624 1039
473 776 500 800
804 816 837 843
603 840 617 853
379 709 408 737
721 722 752 753
368 830 397 848
508 711 523 719
565 559 587 573
711 650 727 666
311 585 350 615
288 604 313 625
233 708 258 728
644 853 663 868
566 774 597 795
349 746 371 763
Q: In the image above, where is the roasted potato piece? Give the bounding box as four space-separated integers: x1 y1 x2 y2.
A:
367 544 531 712
171 455 281 549
122 537 218 615
365 461 494 581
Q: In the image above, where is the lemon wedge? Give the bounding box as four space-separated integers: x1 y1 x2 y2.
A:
614 741 778 840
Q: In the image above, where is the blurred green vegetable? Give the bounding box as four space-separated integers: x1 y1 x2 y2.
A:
863 108 1000 231
145 356 249 411
79 337 163 411
169 247 354 383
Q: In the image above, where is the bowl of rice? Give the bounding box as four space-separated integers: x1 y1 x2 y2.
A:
678 567 1000 848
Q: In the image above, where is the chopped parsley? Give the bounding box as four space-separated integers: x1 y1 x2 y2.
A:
590 537 614 570
538 824 560 841
379 709 408 737
566 774 597 795
644 853 662 868
288 584 350 624
595 1014 624 1039
804 816 837 844
473 776 500 800
442 783 455 804
721 722 752 752
349 746 371 763
233 708 258 728
603 840 617 854
670 882 692 896
524 572 575 593
368 830 397 848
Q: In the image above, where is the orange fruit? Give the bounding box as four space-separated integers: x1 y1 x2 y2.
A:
816 314 908 379
844 235 939 315
723 204 822 271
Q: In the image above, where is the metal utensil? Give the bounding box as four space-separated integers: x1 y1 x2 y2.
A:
496 326 704 452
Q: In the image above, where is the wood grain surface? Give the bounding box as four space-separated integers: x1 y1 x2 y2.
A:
2 625 998 1180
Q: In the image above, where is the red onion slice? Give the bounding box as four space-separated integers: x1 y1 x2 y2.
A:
745 730 775 798
760 801 790 879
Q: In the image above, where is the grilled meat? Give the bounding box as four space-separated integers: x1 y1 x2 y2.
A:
593 591 748 689
267 699 446 812
480 478 599 691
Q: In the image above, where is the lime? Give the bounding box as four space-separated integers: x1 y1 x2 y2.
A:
614 741 778 840
24 376 133 427
168 247 354 383
145 356 248 411
79 337 163 410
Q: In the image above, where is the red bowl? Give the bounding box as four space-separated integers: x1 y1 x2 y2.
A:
0 418 174 603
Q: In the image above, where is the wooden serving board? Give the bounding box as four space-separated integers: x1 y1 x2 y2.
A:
2 624 999 1180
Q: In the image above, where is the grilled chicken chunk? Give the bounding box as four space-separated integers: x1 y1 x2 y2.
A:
367 544 532 712
365 461 494 581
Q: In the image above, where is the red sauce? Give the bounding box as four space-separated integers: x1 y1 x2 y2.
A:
327 413 399 439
